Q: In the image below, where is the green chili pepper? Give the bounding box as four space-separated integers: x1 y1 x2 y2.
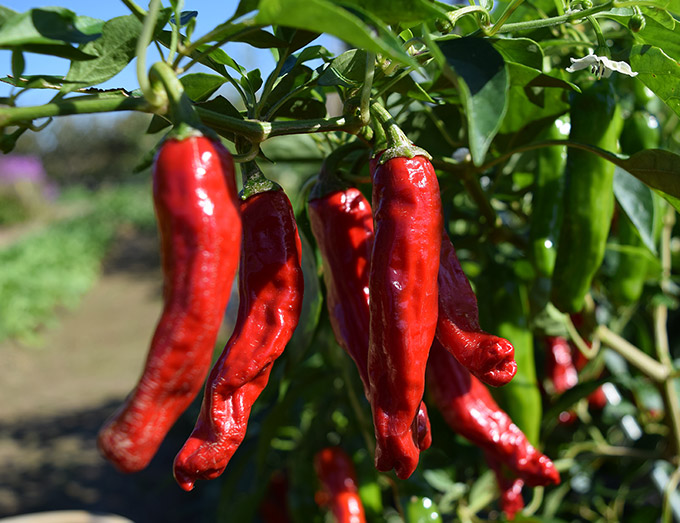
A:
551 81 623 313
610 108 660 305
479 269 541 446
529 119 568 279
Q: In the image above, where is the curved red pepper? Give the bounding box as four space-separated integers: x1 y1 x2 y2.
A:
314 447 367 523
427 339 560 487
173 187 304 491
545 336 579 394
437 233 517 387
97 134 240 473
308 186 431 452
487 454 525 520
368 154 442 479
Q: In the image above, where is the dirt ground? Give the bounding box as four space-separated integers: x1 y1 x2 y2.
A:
0 230 226 522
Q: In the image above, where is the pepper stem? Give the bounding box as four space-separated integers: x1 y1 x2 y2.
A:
240 161 280 200
370 102 431 164
310 140 367 200
148 61 207 140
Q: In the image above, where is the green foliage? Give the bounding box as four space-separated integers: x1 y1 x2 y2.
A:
2 0 680 521
0 184 155 344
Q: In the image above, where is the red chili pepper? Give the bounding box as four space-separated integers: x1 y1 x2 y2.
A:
544 336 579 394
314 447 367 523
308 185 431 452
427 339 560 486
368 151 442 479
437 232 517 387
173 181 304 491
486 454 525 521
259 471 292 523
97 134 240 473
572 346 608 410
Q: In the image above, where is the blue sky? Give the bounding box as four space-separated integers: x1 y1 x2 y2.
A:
0 1 341 106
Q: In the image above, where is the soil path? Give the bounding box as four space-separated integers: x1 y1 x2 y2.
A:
0 229 221 523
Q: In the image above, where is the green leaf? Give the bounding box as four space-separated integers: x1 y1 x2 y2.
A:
630 45 680 118
63 15 144 90
613 167 657 254
173 10 198 26
255 0 416 67
642 6 676 30
634 15 680 62
274 97 327 119
194 44 244 75
318 49 367 87
574 144 680 211
439 37 509 166
490 36 544 70
0 7 101 47
179 72 226 102
0 6 18 29
11 50 24 80
233 0 259 19
234 28 289 48
335 0 449 24
242 68 263 96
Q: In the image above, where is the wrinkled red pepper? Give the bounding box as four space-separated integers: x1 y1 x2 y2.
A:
427 339 560 487
487 454 525 521
173 182 304 491
97 134 240 473
314 447 367 523
308 185 431 452
437 232 517 387
368 151 442 479
544 336 579 394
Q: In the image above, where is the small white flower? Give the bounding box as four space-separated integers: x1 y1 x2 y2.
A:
566 53 638 78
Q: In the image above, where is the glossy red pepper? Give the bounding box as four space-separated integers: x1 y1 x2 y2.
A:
308 185 431 452
437 232 517 387
544 336 578 394
487 454 525 521
368 152 442 479
427 339 560 486
314 447 367 523
97 134 240 473
173 184 304 491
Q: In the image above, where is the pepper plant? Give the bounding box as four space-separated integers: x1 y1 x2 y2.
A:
2 0 680 521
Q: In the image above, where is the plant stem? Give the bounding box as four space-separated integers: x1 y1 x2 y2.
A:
0 96 361 142
655 205 680 457
596 325 669 383
255 48 290 120
359 52 375 126
662 465 680 523
0 96 152 126
486 0 525 36
120 0 146 20
136 0 164 109
493 0 614 34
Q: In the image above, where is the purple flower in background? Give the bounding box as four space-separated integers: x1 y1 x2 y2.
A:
0 155 58 200
0 155 46 184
